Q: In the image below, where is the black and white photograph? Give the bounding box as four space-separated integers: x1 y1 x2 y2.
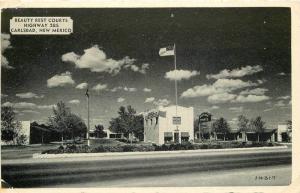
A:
0 5 295 188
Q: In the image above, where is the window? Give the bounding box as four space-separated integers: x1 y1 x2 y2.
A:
164 132 173 143
181 132 190 142
156 117 158 124
238 133 242 138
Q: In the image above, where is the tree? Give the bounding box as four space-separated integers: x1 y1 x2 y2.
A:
131 115 144 141
1 106 21 143
94 124 106 138
237 115 249 142
286 120 292 142
194 118 200 139
249 116 266 142
48 101 87 143
212 117 230 141
109 105 143 143
194 117 210 141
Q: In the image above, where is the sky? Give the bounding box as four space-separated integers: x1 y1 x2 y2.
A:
1 8 291 129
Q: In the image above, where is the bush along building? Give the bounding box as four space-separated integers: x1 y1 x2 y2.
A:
143 105 194 145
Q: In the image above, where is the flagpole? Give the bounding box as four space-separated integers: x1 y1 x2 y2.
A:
86 89 90 146
174 43 178 116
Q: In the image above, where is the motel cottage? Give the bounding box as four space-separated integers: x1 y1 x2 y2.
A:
143 105 194 145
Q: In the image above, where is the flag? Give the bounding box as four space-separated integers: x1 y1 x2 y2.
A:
159 111 166 117
85 89 89 98
159 45 174 56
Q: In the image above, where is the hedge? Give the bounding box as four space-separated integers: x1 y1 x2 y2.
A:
41 141 279 154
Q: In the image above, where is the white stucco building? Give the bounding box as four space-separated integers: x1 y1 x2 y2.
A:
20 121 31 144
143 105 194 145
277 123 291 142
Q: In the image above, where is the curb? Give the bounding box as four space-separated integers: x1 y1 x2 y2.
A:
32 145 288 159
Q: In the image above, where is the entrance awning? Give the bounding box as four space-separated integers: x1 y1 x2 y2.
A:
164 132 173 137
181 132 190 137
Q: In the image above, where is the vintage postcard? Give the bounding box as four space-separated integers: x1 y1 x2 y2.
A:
0 0 299 192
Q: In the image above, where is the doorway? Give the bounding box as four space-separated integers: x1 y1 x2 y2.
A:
174 132 179 143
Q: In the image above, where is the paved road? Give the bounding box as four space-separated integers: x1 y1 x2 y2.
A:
1 147 291 188
51 165 291 187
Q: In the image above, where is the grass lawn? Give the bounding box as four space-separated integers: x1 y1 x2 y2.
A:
1 144 59 160
1 139 125 160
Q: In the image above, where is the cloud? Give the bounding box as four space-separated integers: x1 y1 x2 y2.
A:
143 88 152 92
153 99 170 106
165 69 200 81
181 85 220 98
2 101 56 110
110 86 137 92
47 71 75 88
124 87 137 92
181 78 256 98
2 102 13 107
211 105 220 110
277 72 286 76
1 33 14 69
181 77 270 104
117 97 125 103
213 79 256 90
257 79 266 84
62 45 136 74
16 92 44 99
69 99 80 104
239 88 268 95
21 110 40 114
37 104 56 110
92 83 108 91
264 108 273 112
2 101 37 109
277 95 290 100
233 94 270 103
206 65 263 79
145 97 155 103
111 86 123 92
76 82 88 89
13 102 37 109
207 93 237 104
229 106 244 112
274 100 285 107
125 63 149 74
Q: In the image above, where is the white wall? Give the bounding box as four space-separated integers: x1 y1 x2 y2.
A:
143 105 194 145
144 114 159 144
158 106 194 144
20 121 31 144
277 124 288 142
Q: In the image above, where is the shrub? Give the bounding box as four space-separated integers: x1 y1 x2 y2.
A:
16 134 28 145
160 144 169 151
42 147 64 154
92 145 106 153
63 144 77 153
41 140 280 154
123 145 134 152
116 138 138 144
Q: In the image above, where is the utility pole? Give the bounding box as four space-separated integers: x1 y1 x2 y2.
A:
86 88 90 146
